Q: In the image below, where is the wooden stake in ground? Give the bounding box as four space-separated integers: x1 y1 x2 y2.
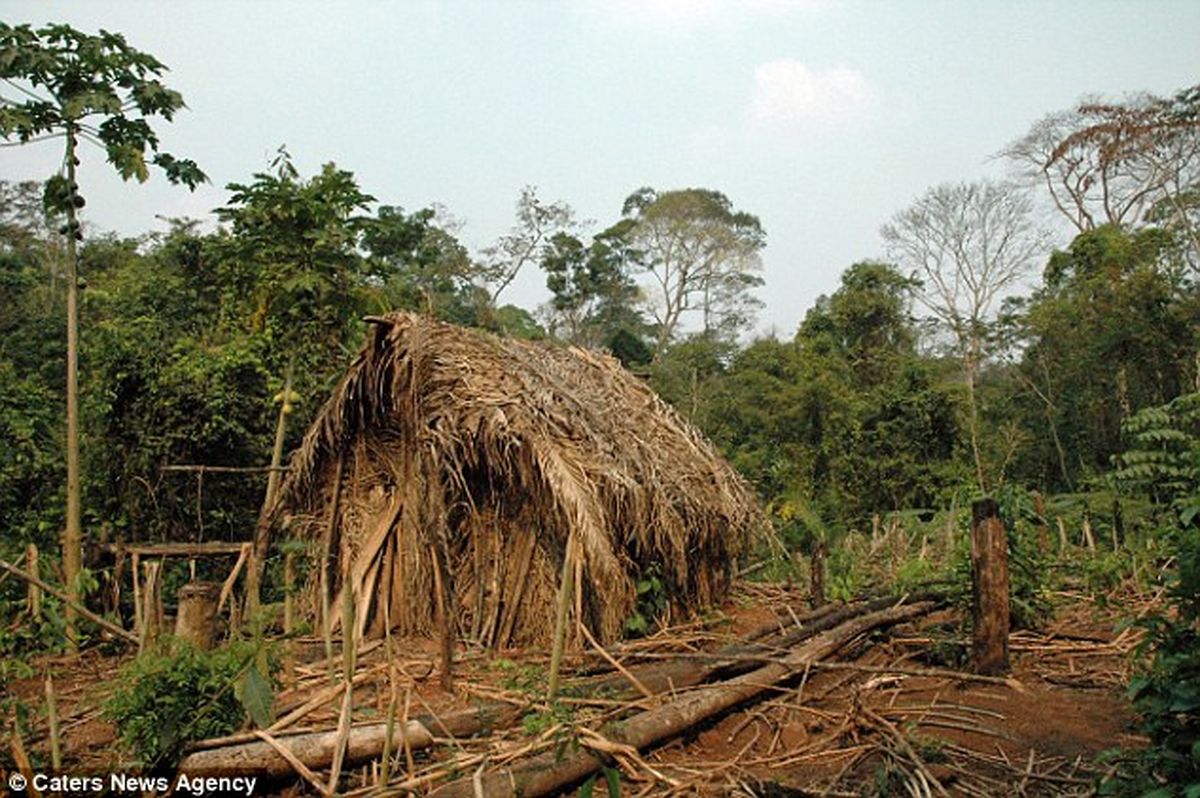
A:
1032 491 1049 554
970 498 1010 675
26 543 41 620
1112 497 1124 551
1082 506 1096 551
141 559 163 649
809 539 826 607
44 673 62 771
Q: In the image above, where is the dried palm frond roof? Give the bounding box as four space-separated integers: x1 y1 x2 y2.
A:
278 312 771 644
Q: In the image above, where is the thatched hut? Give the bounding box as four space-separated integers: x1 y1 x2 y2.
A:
276 313 769 648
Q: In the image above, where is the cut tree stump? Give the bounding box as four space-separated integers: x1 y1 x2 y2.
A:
175 582 221 649
971 498 1010 675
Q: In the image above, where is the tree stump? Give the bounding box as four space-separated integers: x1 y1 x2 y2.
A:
175 581 221 649
971 499 1010 675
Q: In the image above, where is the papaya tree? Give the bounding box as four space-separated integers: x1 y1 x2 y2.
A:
0 23 205 648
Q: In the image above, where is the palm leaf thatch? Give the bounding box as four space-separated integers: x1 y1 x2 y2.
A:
277 313 770 647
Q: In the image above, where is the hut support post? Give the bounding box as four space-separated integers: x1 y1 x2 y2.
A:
322 455 344 685
970 498 1010 675
547 533 576 701
430 542 455 691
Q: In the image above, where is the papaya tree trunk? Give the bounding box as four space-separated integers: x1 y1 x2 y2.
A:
63 122 82 652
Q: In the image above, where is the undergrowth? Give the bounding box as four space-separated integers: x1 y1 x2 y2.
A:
104 637 277 770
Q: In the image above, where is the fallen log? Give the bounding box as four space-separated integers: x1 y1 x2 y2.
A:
431 599 935 798
179 721 432 779
177 702 524 777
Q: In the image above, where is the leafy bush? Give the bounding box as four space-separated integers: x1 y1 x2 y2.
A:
624 562 667 637
1100 393 1200 796
104 639 275 769
1101 522 1200 797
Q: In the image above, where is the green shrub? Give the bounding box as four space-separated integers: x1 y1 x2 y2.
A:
1099 394 1200 796
1101 522 1200 796
104 639 275 769
624 562 667 637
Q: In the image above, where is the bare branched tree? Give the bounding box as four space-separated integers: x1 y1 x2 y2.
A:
481 186 576 303
882 180 1048 491
1003 86 1200 262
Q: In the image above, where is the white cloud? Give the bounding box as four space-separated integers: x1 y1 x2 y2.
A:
748 60 872 130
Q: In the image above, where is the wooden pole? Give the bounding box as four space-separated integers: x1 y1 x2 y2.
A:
1082 505 1096 551
547 533 576 701
970 498 1010 675
283 549 296 636
246 364 294 617
44 673 62 771
142 560 163 649
1032 491 1049 554
1112 497 1124 550
321 455 344 685
809 540 826 608
26 543 41 620
131 551 143 648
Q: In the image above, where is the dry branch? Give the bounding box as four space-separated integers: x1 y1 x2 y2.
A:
0 557 136 644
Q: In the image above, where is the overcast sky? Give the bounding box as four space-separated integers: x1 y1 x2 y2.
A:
3 1 1198 336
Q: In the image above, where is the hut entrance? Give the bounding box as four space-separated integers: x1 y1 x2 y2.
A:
452 508 552 649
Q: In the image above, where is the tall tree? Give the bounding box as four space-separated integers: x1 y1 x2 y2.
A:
481 185 575 303
1004 224 1199 488
214 149 372 372
539 225 647 353
1004 84 1200 255
0 23 204 647
362 204 486 325
882 180 1047 492
620 187 765 356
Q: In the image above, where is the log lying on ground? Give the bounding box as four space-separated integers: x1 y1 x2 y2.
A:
430 599 936 798
177 702 524 778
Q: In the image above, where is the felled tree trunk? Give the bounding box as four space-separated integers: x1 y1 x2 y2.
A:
178 703 524 778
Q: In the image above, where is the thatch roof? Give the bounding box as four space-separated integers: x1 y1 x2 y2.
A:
278 312 770 646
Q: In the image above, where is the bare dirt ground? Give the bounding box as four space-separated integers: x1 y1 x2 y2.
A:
5 581 1151 796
